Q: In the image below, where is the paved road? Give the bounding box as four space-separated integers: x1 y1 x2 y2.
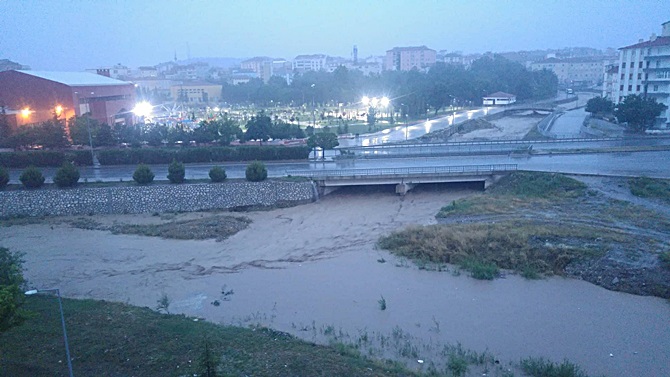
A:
549 107 588 136
9 150 670 183
337 106 506 148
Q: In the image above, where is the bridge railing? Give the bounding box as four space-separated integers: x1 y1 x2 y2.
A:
287 164 517 179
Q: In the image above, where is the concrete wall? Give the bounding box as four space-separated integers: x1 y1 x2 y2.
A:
0 181 316 217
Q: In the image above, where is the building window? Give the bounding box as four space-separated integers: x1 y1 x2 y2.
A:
629 74 633 80
657 61 661 68
654 85 659 91
636 85 640 91
622 62 626 68
620 73 625 80
620 85 624 91
638 73 642 80
639 61 643 68
628 85 632 91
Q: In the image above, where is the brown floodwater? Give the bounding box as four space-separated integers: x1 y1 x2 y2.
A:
3 184 669 376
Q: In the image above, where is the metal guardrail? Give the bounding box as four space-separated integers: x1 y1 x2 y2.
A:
287 164 517 179
340 136 625 151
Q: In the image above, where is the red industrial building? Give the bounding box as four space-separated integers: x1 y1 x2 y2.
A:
0 70 136 128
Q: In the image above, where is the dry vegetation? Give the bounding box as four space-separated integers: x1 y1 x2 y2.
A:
379 171 670 297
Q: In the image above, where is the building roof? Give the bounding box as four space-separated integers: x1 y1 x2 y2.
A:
14 70 132 86
619 36 670 50
294 54 327 60
241 56 273 63
484 91 516 98
387 45 435 53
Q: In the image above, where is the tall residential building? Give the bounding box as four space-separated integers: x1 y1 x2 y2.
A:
384 46 436 71
612 21 670 127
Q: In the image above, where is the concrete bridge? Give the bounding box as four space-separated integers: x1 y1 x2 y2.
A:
286 164 518 195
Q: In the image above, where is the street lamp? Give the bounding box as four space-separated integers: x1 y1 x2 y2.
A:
310 84 316 127
25 288 74 377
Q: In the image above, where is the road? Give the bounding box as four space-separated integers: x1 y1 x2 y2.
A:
8 150 670 183
338 107 507 148
549 107 588 136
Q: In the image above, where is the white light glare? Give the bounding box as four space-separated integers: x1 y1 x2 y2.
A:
380 97 390 107
133 101 153 118
362 96 370 106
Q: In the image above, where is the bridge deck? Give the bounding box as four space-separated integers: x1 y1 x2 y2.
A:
287 164 517 180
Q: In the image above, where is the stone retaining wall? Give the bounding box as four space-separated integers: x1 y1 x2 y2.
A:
0 181 316 217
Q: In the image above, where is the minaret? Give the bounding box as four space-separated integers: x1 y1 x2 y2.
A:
353 45 358 65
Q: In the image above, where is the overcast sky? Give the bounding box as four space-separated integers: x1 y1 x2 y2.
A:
0 0 668 71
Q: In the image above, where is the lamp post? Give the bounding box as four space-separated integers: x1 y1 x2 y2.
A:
311 84 316 127
25 288 74 377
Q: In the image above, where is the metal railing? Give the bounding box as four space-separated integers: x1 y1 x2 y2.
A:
287 164 517 179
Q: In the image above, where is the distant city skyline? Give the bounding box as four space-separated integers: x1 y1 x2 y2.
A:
0 0 668 71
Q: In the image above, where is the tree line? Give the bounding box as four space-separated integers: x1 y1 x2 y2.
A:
221 55 558 117
585 94 667 132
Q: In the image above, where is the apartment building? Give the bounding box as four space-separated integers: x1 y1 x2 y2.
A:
611 21 670 126
384 46 436 71
530 56 614 86
293 54 328 73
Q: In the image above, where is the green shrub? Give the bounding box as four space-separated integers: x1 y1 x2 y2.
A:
660 251 670 270
245 161 268 182
520 357 588 377
460 258 499 280
53 162 80 188
209 166 227 182
96 146 310 166
0 167 9 189
19 166 45 189
167 160 185 183
133 164 155 185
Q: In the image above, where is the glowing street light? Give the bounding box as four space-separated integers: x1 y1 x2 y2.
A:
55 105 64 116
25 288 74 377
380 96 390 107
361 96 370 106
132 101 153 118
21 108 31 118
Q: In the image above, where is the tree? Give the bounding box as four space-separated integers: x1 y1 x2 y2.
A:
0 167 9 190
209 166 227 182
614 94 668 132
167 160 186 183
0 247 27 333
53 161 80 188
197 340 220 377
19 166 45 188
585 96 614 115
307 132 339 160
0 106 12 147
244 112 272 144
133 164 155 184
245 161 268 182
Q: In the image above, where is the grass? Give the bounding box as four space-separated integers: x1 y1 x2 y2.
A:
437 171 587 217
520 357 593 377
0 296 419 377
377 220 622 279
629 176 670 203
660 251 670 270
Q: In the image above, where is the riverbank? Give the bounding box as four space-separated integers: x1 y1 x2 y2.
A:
1 183 669 376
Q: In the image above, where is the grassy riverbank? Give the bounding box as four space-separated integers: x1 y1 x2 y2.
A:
378 172 670 297
0 296 417 377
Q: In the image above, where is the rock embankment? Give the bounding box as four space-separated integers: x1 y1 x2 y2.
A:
0 180 316 217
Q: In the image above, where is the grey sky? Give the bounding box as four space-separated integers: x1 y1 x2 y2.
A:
0 0 667 70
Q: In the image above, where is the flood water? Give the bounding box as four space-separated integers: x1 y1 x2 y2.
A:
5 184 670 377
168 250 670 377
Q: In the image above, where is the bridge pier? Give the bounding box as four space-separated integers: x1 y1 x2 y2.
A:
395 182 416 195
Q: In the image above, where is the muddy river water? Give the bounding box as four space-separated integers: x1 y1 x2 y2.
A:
2 185 669 376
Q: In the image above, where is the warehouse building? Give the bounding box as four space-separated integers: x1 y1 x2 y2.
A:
0 70 136 127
